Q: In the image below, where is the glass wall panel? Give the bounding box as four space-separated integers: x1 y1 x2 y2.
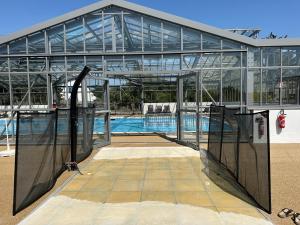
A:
85 12 104 52
182 54 196 70
0 58 8 72
10 57 27 72
67 56 84 71
102 13 123 52
202 33 221 50
124 55 142 71
0 74 10 106
86 56 103 71
162 55 180 71
105 56 123 72
11 73 29 108
222 69 241 105
9 37 26 54
124 12 142 51
0 44 8 55
163 22 181 51
86 77 105 107
50 57 65 72
66 18 84 53
183 75 196 109
222 52 241 68
282 47 300 66
29 74 48 105
144 55 162 71
247 69 261 105
28 31 45 54
202 69 220 103
51 73 67 107
199 53 221 68
262 69 280 105
183 27 201 51
282 68 300 104
262 47 280 67
143 16 162 51
48 24 65 53
29 57 46 72
222 39 241 49
248 48 261 67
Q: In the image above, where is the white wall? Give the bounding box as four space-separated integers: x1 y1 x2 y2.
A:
267 110 300 143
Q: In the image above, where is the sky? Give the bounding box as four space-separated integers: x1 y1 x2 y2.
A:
0 0 299 38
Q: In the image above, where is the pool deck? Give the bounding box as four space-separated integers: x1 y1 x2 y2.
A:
18 136 273 225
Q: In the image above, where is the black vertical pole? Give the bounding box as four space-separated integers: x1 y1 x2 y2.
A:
70 66 91 164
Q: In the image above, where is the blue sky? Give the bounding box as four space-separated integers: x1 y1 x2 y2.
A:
0 0 299 38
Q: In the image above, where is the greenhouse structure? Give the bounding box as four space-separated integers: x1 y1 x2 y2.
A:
0 0 300 143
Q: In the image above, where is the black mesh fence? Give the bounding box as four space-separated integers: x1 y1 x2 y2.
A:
207 106 224 161
207 105 271 213
13 107 95 215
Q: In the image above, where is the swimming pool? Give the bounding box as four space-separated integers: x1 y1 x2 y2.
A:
94 116 210 133
0 115 211 135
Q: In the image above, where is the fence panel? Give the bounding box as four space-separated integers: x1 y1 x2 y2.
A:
207 105 271 213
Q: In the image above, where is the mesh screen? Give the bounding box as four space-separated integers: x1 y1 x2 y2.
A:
207 105 271 213
207 105 224 161
13 107 96 215
13 112 56 214
220 107 240 176
76 108 95 163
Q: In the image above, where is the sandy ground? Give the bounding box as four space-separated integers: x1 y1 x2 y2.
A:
0 137 299 225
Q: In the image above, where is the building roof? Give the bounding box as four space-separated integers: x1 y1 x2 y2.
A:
0 0 300 47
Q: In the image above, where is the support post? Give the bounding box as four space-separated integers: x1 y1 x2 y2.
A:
69 66 91 168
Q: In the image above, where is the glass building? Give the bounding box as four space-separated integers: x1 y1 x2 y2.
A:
0 0 300 114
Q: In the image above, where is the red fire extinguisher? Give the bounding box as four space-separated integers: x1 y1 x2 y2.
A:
277 110 286 129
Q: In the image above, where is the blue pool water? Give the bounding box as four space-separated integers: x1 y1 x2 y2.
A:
94 116 210 133
0 116 211 135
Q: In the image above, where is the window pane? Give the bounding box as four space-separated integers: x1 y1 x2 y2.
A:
262 69 280 105
0 44 8 55
124 55 142 72
124 12 142 51
85 12 104 52
222 52 241 68
199 53 221 68
202 33 221 50
222 39 241 49
262 47 280 67
162 55 180 71
144 55 162 71
30 74 48 105
10 38 26 54
222 69 241 105
183 27 201 50
0 58 8 72
48 25 65 53
282 68 300 104
0 74 10 107
202 69 220 103
67 56 84 71
86 56 103 71
247 69 261 105
66 18 84 53
11 73 29 108
28 31 45 54
282 47 300 66
29 57 46 72
163 22 181 51
143 16 161 51
50 57 65 72
248 48 261 67
10 57 27 72
105 56 123 72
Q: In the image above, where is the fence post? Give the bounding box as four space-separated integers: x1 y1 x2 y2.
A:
70 66 91 167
